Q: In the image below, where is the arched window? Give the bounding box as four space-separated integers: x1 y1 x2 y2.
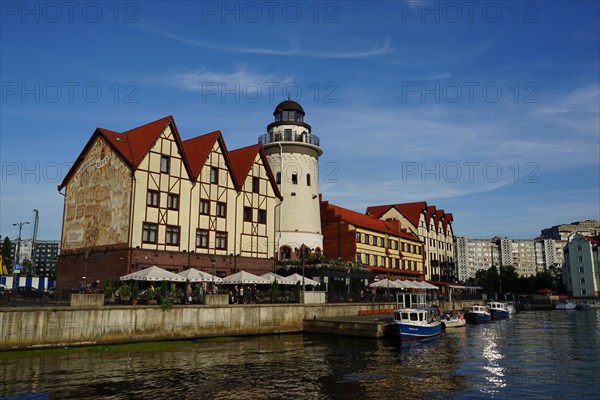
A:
306 173 311 186
280 246 292 260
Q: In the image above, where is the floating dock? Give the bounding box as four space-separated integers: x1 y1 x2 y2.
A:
303 312 395 338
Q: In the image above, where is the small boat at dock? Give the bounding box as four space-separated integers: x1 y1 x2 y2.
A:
556 300 577 310
488 301 510 319
392 308 442 340
465 305 491 323
576 303 594 310
441 312 466 329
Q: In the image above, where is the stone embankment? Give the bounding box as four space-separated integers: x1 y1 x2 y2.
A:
0 303 396 350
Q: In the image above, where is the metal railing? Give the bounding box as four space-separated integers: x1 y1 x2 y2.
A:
258 131 320 147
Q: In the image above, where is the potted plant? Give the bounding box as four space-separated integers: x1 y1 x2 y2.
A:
120 283 131 304
131 281 139 305
104 276 115 303
147 286 157 305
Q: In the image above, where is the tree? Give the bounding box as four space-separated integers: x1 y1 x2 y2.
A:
499 265 519 293
21 259 33 276
475 267 496 294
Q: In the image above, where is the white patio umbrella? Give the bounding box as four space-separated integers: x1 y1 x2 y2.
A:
422 281 439 290
403 280 424 289
369 278 395 288
286 273 319 286
178 268 222 283
260 272 295 285
221 270 271 285
120 266 186 282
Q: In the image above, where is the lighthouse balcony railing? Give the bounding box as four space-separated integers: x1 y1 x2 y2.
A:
259 132 320 147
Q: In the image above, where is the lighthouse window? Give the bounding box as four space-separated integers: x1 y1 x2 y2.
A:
306 174 311 186
296 114 303 122
276 172 281 184
292 173 298 185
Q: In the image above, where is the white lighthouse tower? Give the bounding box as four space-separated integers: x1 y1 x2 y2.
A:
259 99 323 260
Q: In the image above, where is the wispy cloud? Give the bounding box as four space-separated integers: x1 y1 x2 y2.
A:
135 24 392 59
164 66 294 92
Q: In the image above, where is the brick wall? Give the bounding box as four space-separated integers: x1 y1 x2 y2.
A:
57 247 276 290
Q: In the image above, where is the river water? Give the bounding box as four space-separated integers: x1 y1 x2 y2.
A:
1 310 598 399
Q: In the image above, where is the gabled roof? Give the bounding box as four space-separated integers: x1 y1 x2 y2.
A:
229 144 261 186
324 201 400 236
181 130 222 180
367 202 456 234
426 205 437 226
59 116 193 190
122 116 174 166
442 213 454 231
367 202 428 228
181 130 240 188
228 144 282 199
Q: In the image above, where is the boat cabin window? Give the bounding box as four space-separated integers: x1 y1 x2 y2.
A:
410 313 418 321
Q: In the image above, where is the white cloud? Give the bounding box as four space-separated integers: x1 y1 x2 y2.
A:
135 24 392 59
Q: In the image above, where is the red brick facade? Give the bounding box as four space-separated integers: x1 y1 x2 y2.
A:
57 246 275 291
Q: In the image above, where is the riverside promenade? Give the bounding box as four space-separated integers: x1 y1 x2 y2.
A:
0 302 398 350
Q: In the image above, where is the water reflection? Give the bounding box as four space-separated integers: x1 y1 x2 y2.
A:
480 327 506 396
1 311 598 400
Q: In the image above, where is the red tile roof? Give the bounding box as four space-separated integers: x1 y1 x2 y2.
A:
325 202 399 236
181 130 222 180
367 201 456 237
124 116 173 166
228 144 261 185
59 116 196 190
60 116 281 200
228 144 282 199
367 202 427 228
582 235 600 245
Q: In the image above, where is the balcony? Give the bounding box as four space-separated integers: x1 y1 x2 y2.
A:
258 131 320 147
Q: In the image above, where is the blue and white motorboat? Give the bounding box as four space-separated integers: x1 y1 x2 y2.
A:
392 308 442 340
488 301 510 319
465 305 491 323
556 300 577 310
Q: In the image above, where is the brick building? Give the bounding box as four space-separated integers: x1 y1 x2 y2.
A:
56 116 281 290
320 198 424 281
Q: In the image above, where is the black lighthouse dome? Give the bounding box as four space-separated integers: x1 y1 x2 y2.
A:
273 99 305 116
268 99 311 132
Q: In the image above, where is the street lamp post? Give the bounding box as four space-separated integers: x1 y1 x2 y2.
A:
12 221 29 288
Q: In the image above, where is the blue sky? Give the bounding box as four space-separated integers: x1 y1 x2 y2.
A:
1 0 599 241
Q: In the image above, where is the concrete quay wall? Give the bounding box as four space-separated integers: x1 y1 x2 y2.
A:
0 303 396 350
